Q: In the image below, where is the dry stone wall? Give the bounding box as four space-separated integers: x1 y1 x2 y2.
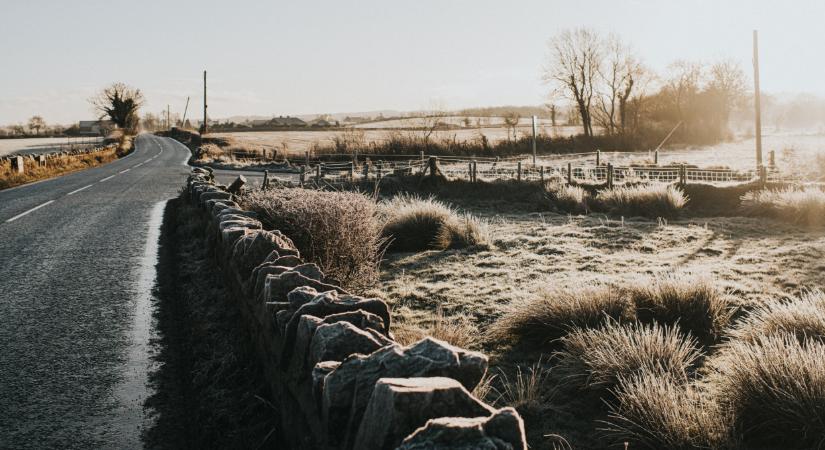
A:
185 167 527 450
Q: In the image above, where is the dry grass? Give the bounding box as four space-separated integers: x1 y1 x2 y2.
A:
379 195 489 252
594 184 687 218
630 272 733 345
712 333 825 449
495 360 553 413
240 187 383 290
0 139 131 190
392 305 480 350
602 370 731 449
489 285 633 347
556 321 701 392
727 290 825 345
740 187 825 227
547 183 588 213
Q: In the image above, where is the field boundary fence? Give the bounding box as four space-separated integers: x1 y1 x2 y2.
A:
296 150 801 188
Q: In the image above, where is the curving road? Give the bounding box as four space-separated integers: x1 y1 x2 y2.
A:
0 134 190 449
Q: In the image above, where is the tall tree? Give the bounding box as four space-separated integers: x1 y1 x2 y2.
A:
89 83 144 132
544 28 603 137
27 116 46 135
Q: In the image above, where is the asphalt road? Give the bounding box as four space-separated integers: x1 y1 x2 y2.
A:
0 134 190 448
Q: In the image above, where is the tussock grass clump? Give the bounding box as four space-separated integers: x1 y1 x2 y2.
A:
496 360 552 414
713 334 825 449
241 188 383 290
630 273 733 344
489 286 633 346
728 290 825 345
603 370 731 449
547 183 589 213
380 195 489 252
556 321 701 392
393 306 480 350
595 184 687 218
740 187 825 227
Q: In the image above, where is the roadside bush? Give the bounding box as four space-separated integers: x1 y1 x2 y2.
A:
556 321 701 392
629 273 733 345
547 183 588 213
603 370 731 449
594 184 687 218
379 195 489 252
241 187 383 290
489 286 633 346
740 187 825 227
713 334 825 449
727 290 825 344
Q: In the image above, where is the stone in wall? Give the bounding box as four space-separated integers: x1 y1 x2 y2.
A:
397 407 527 450
321 338 488 447
353 377 495 450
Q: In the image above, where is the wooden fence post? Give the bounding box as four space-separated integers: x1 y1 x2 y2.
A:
654 150 659 165
472 161 477 182
363 160 370 180
263 170 270 189
316 164 322 181
596 150 601 166
567 162 573 185
769 150 775 168
427 157 439 178
540 165 545 182
419 151 425 163
517 161 522 181
607 163 614 189
305 151 310 167
349 162 354 180
468 162 473 181
759 165 767 185
679 164 686 185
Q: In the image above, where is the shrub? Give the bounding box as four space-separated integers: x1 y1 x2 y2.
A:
489 286 633 346
603 370 731 449
713 334 825 448
240 187 383 290
594 184 687 218
556 321 701 392
629 273 733 345
728 290 825 344
379 195 489 252
547 183 588 213
740 187 825 227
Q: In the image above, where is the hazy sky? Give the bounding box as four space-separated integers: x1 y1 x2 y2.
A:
1 0 824 124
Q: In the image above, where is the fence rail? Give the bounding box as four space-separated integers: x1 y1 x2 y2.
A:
295 151 795 187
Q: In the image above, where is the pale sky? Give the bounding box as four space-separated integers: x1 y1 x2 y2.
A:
1 0 824 124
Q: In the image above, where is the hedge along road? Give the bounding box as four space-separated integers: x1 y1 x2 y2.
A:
0 134 191 448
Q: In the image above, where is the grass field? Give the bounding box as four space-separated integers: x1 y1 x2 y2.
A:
368 199 825 448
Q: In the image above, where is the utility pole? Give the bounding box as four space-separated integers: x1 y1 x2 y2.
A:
167 104 171 129
753 30 763 168
531 115 537 165
181 97 190 129
203 70 208 135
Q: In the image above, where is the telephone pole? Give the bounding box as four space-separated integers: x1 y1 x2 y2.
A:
203 70 208 134
182 97 190 129
753 30 763 168
167 104 171 129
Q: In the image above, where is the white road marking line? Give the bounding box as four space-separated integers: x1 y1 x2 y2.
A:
120 168 130 174
66 184 93 196
5 200 55 223
100 175 116 182
145 158 152 163
134 163 143 168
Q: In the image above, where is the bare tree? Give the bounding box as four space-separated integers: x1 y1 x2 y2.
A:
420 102 448 145
664 61 704 129
707 59 747 126
502 111 521 140
544 28 603 137
27 116 46 135
89 82 144 132
593 35 646 136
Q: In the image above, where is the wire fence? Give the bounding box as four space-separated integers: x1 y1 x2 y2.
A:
298 152 797 187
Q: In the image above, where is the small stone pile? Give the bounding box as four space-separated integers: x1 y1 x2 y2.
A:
186 167 528 450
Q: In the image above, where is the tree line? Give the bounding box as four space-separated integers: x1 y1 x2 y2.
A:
544 28 751 147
